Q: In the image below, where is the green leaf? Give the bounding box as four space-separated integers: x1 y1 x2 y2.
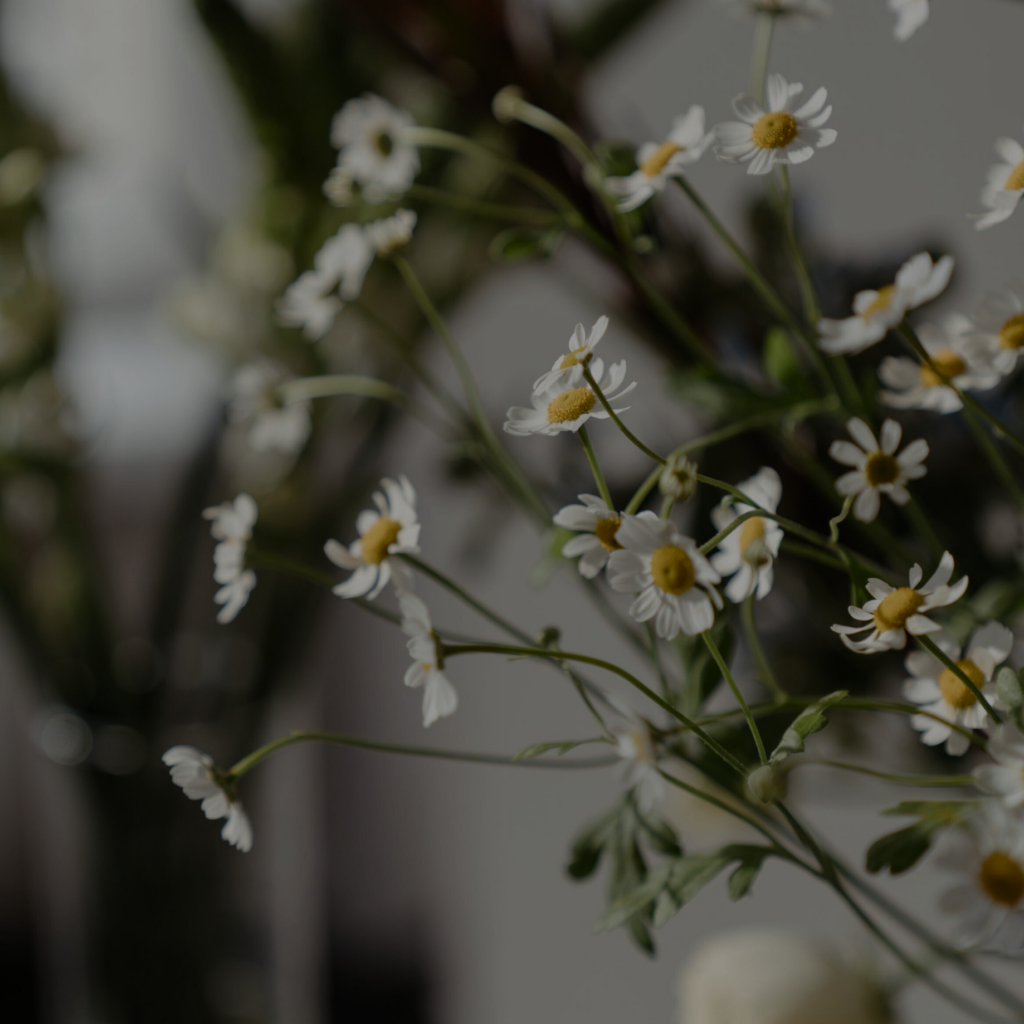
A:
866 801 974 876
627 916 655 956
514 738 603 761
565 803 621 880
593 864 669 932
762 327 807 392
636 810 682 857
488 226 564 263
769 691 848 766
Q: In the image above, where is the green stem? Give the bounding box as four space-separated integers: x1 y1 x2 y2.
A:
798 759 974 788
582 364 665 464
698 508 763 556
702 631 767 764
645 623 674 701
777 166 819 326
749 11 775 103
916 635 1001 724
901 496 945 561
577 423 614 509
405 183 562 225
963 404 1024 511
493 90 597 169
778 538 847 572
741 595 786 702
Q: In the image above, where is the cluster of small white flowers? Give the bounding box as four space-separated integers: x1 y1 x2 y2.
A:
227 359 312 456
202 493 258 625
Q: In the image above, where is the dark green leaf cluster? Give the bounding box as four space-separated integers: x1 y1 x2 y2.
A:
866 800 975 876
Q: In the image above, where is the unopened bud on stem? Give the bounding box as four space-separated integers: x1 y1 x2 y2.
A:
659 454 699 503
748 764 787 803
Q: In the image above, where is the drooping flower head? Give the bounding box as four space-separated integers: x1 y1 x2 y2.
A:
611 713 664 812
605 108 712 212
709 467 784 603
879 315 1001 414
399 590 458 728
903 623 1013 755
967 286 1024 377
832 551 968 654
227 359 312 455
817 252 954 356
202 493 258 624
162 746 253 852
608 513 722 640
889 0 929 41
975 725 1024 809
325 475 419 600
713 73 836 176
552 494 624 579
533 316 609 396
974 130 1024 231
365 209 417 257
829 418 928 523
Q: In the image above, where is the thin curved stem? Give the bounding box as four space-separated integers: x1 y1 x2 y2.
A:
703 631 767 764
577 423 614 510
796 758 974 788
741 595 786 702
582 365 665 464
749 11 775 102
405 183 563 225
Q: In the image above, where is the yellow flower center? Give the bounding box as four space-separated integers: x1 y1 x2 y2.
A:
979 851 1024 907
361 517 402 564
559 346 589 369
863 285 897 319
1005 159 1024 192
872 587 923 633
650 544 696 595
739 516 766 555
547 387 596 423
751 111 799 150
640 140 683 177
594 516 623 551
864 451 900 487
999 313 1024 350
938 658 984 710
919 350 966 388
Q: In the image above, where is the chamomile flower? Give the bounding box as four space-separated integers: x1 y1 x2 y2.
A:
974 131 1024 231
903 623 1012 755
829 418 928 523
552 494 624 579
831 551 968 654
276 270 343 340
608 514 722 640
314 222 375 298
713 73 836 176
503 361 636 437
202 494 258 624
967 286 1024 376
324 475 419 600
532 316 609 396
709 467 784 603
330 93 419 203
611 714 664 812
817 252 955 355
975 725 1024 808
935 802 1024 951
604 108 712 212
890 0 929 41
364 209 417 256
878 315 1000 414
227 359 312 455
162 746 253 852
399 590 458 727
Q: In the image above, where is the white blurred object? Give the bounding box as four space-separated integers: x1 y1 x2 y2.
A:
676 927 887 1024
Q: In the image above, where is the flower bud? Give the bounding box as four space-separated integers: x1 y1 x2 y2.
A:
659 454 699 503
747 764 787 804
492 85 525 124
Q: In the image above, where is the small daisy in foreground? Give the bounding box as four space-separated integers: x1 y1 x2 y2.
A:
976 726 1024 808
713 73 836 176
552 494 623 579
330 93 419 203
903 622 1012 755
533 316 609 396
829 418 928 523
399 590 458 727
832 551 967 654
817 252 954 355
162 746 253 852
889 0 928 41
324 475 419 600
605 108 712 212
611 714 664 812
968 286 1024 376
710 466 784 603
365 209 417 256
608 513 722 639
879 315 1000 414
202 493 258 624
935 802 1024 951
227 359 312 455
503 361 636 437
974 131 1024 231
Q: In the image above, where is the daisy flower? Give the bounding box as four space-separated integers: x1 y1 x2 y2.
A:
503 361 636 437
611 714 664 812
709 467 784 603
975 725 1024 808
935 802 1024 951
162 746 253 852
202 493 258 624
878 315 1000 414
276 270 343 340
552 494 624 579
604 108 712 212
713 73 836 176
608 513 722 640
399 590 458 727
817 252 954 356
330 93 419 203
967 286 1024 376
831 551 968 654
829 418 928 523
903 622 1012 755
227 359 312 456
324 475 419 600
974 131 1024 231
364 209 417 256
532 316 609 396
890 0 929 41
